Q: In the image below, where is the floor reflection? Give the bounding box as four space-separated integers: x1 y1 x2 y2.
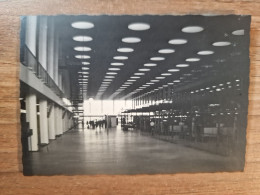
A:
23 126 243 175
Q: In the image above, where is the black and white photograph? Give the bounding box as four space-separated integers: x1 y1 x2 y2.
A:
19 15 250 175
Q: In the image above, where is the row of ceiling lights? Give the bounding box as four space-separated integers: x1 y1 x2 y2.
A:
71 20 245 99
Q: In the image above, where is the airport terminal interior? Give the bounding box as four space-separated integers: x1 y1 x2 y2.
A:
19 15 250 175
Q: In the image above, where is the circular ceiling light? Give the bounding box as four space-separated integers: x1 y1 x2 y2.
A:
74 46 91 51
176 64 189 67
144 63 157 67
113 56 128 60
197 50 214 55
232 29 245 36
82 62 90 65
111 62 124 66
212 41 231 46
108 68 120 71
158 49 175 54
75 55 90 59
150 57 165 61
168 39 187 45
128 23 150 31
107 72 117 75
71 21 94 29
181 26 204 33
134 73 145 75
73 36 93 42
161 73 172 76
138 68 150 71
105 75 115 78
168 69 180 72
117 48 134 52
156 77 165 79
122 37 141 43
186 58 200 62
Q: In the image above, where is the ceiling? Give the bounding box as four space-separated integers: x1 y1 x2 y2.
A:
54 15 250 102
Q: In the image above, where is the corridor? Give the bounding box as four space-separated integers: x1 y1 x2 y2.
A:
23 126 241 175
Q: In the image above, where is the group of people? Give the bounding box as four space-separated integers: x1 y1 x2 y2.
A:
85 120 107 129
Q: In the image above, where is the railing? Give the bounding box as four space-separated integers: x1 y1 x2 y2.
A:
21 46 63 97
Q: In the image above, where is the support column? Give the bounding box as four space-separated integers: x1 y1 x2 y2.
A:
39 99 49 144
26 92 38 151
59 108 63 135
48 103 56 140
25 16 37 56
54 106 60 136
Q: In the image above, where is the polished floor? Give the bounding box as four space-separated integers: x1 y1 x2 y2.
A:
23 126 242 175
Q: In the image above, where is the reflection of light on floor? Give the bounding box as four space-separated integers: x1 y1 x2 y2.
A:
23 126 243 175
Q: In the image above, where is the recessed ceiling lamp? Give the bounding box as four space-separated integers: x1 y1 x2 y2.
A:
147 83 154 85
151 80 160 82
108 68 120 71
71 21 94 29
138 68 150 71
104 79 113 81
117 48 134 52
82 67 89 70
74 46 91 51
143 85 150 87
197 50 214 55
107 72 117 75
75 55 90 59
122 37 141 43
73 36 93 42
212 41 231 46
105 75 115 78
168 39 187 45
161 73 172 76
232 29 245 36
113 56 128 60
176 64 189 67
168 69 180 72
144 63 157 67
168 82 174 85
173 80 180 82
82 62 90 65
127 80 136 82
111 62 124 66
134 73 145 75
131 76 140 79
102 81 111 84
150 57 165 61
128 23 150 31
156 77 165 79
158 49 175 54
181 26 204 33
186 58 200 62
